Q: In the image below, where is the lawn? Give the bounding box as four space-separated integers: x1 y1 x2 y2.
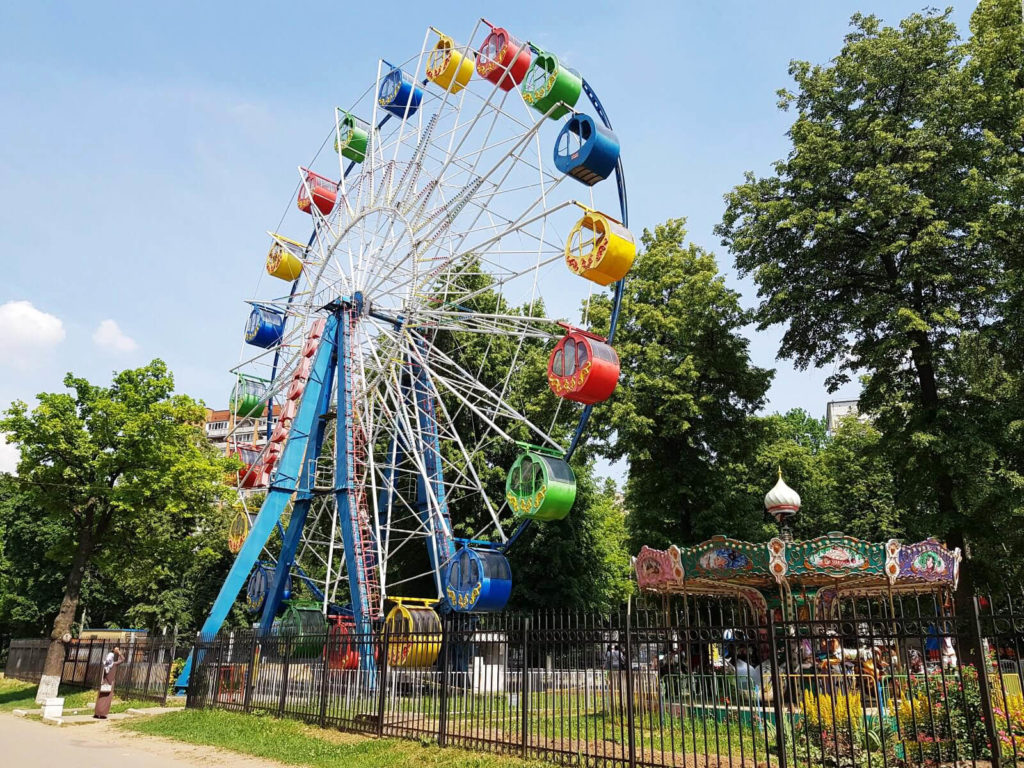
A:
0 676 176 715
122 708 554 768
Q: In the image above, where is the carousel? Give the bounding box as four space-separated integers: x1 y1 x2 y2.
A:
633 472 962 625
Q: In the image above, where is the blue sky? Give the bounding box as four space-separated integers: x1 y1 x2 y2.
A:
0 2 977 473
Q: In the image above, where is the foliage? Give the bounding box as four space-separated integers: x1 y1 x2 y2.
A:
992 691 1024 755
896 665 989 761
716 1 1024 583
588 219 772 549
0 361 235 653
425 261 633 611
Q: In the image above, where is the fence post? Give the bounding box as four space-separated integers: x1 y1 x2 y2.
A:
98 640 107 689
143 641 156 701
623 602 637 768
278 634 292 716
376 625 391 739
318 631 330 727
243 634 258 713
185 640 198 710
971 596 1002 768
438 614 452 747
767 612 789 768
521 616 530 759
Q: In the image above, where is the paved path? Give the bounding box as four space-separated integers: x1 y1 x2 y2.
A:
0 714 282 767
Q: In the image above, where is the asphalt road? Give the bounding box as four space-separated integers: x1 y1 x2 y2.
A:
0 714 280 767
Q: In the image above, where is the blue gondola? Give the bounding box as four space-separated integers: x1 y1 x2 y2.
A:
246 563 291 614
553 113 620 186
444 547 512 613
245 305 286 348
378 66 422 118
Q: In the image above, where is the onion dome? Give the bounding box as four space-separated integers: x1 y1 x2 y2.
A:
765 470 801 523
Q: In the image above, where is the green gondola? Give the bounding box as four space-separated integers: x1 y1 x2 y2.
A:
277 601 327 658
505 444 576 521
521 49 582 121
334 112 368 163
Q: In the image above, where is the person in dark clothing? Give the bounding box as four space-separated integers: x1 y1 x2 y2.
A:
93 646 125 718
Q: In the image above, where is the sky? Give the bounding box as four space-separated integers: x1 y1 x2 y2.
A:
0 1 978 475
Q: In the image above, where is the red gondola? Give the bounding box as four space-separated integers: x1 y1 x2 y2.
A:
326 616 359 671
231 444 265 489
297 169 338 216
476 23 531 91
547 325 620 405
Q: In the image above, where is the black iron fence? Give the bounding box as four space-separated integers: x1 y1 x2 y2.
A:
186 594 1024 767
4 636 177 703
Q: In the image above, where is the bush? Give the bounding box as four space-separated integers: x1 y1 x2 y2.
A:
896 664 989 761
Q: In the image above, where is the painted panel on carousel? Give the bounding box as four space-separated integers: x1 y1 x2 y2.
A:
521 49 582 120
444 547 512 613
898 538 961 585
245 305 285 349
565 210 636 286
476 24 531 91
335 111 369 163
297 169 338 216
680 536 769 579
787 533 885 577
634 545 684 592
547 327 619 404
426 32 474 94
505 445 576 521
554 114 620 186
266 234 305 281
378 65 423 118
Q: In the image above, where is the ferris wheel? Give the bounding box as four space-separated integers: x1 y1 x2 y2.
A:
187 19 632 680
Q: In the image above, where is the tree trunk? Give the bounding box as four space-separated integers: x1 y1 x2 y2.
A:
35 530 93 703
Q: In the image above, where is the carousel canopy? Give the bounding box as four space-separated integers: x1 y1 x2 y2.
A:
634 534 961 609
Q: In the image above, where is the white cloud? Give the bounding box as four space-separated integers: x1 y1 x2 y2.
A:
92 319 138 353
0 434 18 475
0 300 66 369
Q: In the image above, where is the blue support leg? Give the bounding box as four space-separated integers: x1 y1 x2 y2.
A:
175 311 340 691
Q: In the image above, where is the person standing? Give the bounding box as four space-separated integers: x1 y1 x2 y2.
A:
93 646 124 719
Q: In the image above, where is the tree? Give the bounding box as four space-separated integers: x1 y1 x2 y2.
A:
510 475 632 611
588 219 773 550
0 360 233 701
716 5 1022 590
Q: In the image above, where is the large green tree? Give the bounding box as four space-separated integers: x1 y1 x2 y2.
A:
0 360 232 700
716 3 1023 590
588 219 773 550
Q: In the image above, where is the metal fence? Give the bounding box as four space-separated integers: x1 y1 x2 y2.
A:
4 638 49 683
4 636 177 703
186 594 1024 767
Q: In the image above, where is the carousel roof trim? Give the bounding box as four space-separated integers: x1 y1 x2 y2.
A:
633 534 961 597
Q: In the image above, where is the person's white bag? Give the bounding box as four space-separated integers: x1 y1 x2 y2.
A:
99 683 112 693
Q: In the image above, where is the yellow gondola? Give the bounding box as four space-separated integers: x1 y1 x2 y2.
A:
426 32 474 94
565 209 636 286
383 599 441 667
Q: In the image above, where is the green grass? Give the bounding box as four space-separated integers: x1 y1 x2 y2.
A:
122 708 553 768
0 677 176 715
